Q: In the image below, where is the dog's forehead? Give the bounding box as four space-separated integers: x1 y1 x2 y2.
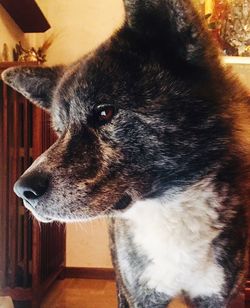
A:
50 46 131 129
51 40 184 127
53 50 127 113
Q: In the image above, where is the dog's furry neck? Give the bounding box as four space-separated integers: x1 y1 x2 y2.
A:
118 177 228 298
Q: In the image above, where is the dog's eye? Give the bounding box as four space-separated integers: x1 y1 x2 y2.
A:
93 105 115 126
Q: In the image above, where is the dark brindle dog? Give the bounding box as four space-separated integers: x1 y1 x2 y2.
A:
2 0 250 307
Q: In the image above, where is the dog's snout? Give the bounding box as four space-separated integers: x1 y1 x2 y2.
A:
14 172 49 201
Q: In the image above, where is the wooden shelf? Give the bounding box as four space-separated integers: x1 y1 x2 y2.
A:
0 0 50 33
223 56 250 65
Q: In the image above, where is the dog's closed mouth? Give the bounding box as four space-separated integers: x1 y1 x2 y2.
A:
23 200 54 223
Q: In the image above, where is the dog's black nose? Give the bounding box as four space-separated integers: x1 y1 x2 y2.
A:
14 172 49 201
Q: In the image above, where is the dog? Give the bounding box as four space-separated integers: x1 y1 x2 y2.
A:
2 0 250 307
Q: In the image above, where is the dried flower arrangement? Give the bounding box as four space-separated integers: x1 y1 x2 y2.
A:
13 36 54 64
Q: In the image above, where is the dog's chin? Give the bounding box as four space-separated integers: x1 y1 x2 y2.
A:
23 200 54 223
22 192 133 223
23 200 110 223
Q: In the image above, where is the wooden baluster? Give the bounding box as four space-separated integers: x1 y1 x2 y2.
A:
0 81 8 288
31 105 43 308
6 86 17 287
11 89 19 287
23 98 32 288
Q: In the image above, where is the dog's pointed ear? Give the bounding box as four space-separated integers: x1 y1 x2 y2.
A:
123 0 216 64
1 66 64 110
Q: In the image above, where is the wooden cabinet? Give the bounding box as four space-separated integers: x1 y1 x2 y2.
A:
0 63 66 308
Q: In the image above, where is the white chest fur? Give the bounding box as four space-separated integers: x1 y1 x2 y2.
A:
121 179 225 298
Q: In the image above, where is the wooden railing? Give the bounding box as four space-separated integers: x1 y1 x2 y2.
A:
0 62 66 307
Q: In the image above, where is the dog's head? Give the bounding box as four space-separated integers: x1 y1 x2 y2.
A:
1 0 233 222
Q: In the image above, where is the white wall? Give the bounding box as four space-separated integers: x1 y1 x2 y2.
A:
230 63 250 89
36 0 124 66
66 219 113 268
